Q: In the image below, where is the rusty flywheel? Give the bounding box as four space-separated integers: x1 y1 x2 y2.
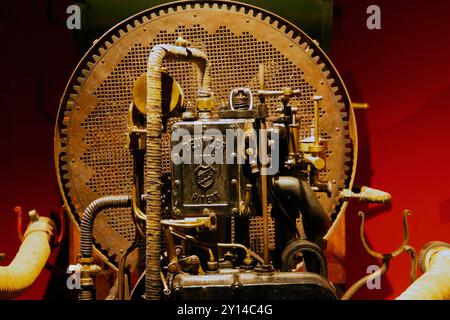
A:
55 0 357 266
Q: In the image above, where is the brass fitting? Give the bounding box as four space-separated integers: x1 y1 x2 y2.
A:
196 95 214 112
304 154 325 170
78 257 101 288
339 186 392 204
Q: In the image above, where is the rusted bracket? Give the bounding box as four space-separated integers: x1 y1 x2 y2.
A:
341 210 417 300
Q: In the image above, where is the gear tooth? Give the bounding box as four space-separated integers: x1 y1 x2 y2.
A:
339 110 348 119
56 3 356 263
92 55 101 65
66 100 74 109
73 85 80 92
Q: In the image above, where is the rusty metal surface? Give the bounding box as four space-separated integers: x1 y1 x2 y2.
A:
55 0 355 265
172 271 337 300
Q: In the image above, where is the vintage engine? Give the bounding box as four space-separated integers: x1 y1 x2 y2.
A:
55 0 391 300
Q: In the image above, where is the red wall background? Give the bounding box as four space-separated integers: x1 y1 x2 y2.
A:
0 0 449 300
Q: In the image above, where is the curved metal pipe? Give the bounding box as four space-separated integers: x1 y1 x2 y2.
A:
80 195 147 258
80 195 133 259
274 176 330 242
145 42 210 300
397 243 450 300
0 213 55 299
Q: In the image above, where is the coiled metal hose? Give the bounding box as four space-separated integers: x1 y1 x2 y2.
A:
80 195 133 259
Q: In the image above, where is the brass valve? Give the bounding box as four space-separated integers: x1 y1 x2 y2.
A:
339 186 392 204
77 257 101 288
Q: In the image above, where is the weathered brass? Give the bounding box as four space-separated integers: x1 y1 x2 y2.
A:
55 0 356 267
133 72 184 116
341 210 417 300
351 102 369 110
339 186 392 204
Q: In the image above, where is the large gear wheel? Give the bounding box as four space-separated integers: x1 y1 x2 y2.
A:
55 0 357 267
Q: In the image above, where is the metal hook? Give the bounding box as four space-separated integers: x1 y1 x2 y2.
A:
14 206 24 242
358 210 411 259
342 209 416 300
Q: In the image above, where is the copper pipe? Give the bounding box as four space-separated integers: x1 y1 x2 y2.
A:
260 122 270 265
313 96 321 146
341 259 389 300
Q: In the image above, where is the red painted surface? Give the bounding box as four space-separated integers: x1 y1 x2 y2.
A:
0 0 449 300
0 0 77 300
332 0 450 299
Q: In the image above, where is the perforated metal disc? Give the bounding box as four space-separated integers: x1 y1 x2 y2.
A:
55 0 356 265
